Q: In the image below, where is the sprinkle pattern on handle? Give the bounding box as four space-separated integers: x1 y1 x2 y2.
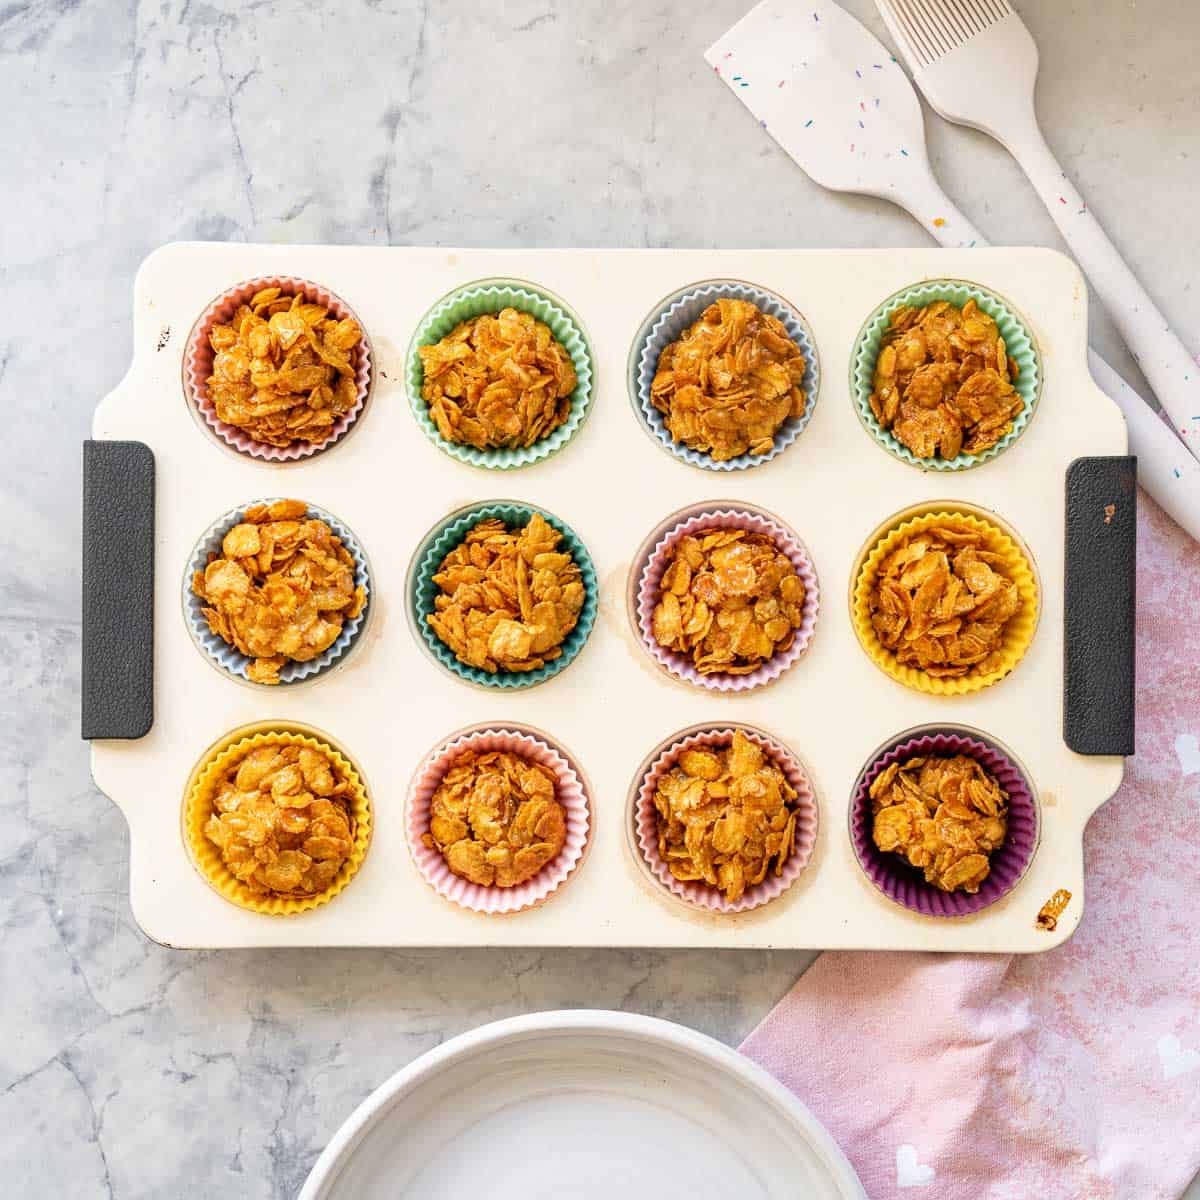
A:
82 440 155 740
1063 456 1137 757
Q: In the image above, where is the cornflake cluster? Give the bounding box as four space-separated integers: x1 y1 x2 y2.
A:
427 514 585 673
870 753 1008 893
193 499 366 685
652 529 806 675
424 750 567 888
654 732 800 903
870 299 1023 460
206 287 362 447
204 741 356 896
419 309 577 450
869 523 1021 679
651 299 807 461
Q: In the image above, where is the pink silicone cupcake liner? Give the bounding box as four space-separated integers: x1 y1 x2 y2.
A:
633 505 820 692
406 726 592 915
633 725 818 914
849 729 1040 917
183 275 373 462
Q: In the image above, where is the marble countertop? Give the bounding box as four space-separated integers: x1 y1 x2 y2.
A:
4 1 1197 1195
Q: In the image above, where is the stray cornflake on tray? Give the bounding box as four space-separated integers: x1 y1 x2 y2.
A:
653 731 800 903
423 749 567 888
652 528 806 675
419 308 577 450
206 286 362 448
869 522 1021 679
427 512 585 673
870 753 1008 894
870 299 1024 460
203 740 356 896
192 499 366 685
651 298 807 461
1036 887 1072 931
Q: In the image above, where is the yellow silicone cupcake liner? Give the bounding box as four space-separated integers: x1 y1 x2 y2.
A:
183 725 372 916
851 507 1039 696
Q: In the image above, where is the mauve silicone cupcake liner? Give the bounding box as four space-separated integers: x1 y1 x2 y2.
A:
633 505 820 692
408 500 598 691
633 725 818 914
849 279 1041 472
183 275 373 462
630 279 820 472
849 729 1039 917
183 499 371 687
405 278 595 470
406 726 592 915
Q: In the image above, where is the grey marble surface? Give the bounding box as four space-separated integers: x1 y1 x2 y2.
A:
3 1 1197 1195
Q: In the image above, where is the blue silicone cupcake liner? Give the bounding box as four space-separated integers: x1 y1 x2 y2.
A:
629 279 820 472
850 279 1042 471
183 499 372 687
408 501 598 690
406 279 595 470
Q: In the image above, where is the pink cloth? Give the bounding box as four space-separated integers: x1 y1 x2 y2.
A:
741 496 1200 1199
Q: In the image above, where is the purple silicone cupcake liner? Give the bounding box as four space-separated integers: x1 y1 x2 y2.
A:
633 505 820 692
183 275 373 463
633 725 818 914
850 730 1039 917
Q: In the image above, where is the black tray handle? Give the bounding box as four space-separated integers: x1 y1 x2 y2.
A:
82 440 155 740
1063 455 1136 756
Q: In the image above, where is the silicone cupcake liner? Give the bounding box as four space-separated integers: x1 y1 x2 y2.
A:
633 725 818 914
850 278 1041 471
630 279 820 472
182 499 371 687
184 726 372 916
183 276 373 463
406 725 592 915
409 501 597 690
851 506 1038 696
406 279 595 470
849 728 1039 916
633 505 820 692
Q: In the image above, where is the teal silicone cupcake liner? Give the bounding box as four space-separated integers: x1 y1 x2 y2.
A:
183 499 372 687
850 279 1042 471
406 279 595 470
629 279 821 472
408 501 598 690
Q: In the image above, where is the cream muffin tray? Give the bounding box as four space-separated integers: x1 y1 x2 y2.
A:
83 243 1135 952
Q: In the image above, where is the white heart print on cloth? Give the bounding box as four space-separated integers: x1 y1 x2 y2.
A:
895 1144 936 1189
1157 1034 1200 1081
1175 733 1200 777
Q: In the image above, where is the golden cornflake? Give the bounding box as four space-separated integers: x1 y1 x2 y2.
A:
192 499 366 685
868 523 1020 679
419 309 577 450
203 740 357 896
427 513 585 674
870 753 1008 893
870 299 1024 460
651 529 806 675
651 299 807 461
423 749 567 888
206 287 362 448
654 731 800 903
1036 888 1072 931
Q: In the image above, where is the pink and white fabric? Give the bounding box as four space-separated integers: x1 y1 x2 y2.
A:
741 497 1200 1199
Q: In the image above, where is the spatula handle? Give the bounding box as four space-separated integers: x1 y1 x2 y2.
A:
1006 123 1200 461
917 186 1200 543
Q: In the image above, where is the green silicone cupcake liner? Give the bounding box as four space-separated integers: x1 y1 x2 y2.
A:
850 279 1042 471
406 279 595 470
408 501 598 690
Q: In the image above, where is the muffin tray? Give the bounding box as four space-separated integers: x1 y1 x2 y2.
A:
86 242 1133 952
